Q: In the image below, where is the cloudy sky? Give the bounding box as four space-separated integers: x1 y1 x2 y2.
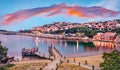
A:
0 0 120 31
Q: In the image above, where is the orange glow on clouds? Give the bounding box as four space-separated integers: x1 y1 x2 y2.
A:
0 3 120 24
66 9 91 18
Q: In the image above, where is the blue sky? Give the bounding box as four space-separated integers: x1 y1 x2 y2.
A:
0 0 120 31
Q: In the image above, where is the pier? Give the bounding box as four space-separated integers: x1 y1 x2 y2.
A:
22 46 101 70
43 46 63 70
44 46 101 70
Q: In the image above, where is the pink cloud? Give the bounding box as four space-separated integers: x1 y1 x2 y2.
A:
1 3 120 24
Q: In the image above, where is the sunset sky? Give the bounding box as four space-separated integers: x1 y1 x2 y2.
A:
0 0 120 31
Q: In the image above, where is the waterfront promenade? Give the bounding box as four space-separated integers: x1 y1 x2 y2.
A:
17 33 119 43
1 32 118 43
43 47 63 70
16 33 92 42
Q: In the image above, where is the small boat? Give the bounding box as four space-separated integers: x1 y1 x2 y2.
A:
22 47 38 56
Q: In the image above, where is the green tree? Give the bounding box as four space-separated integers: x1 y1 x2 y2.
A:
111 28 120 34
0 42 8 63
100 50 120 70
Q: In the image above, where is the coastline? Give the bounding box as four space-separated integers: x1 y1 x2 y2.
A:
0 32 118 43
16 33 93 42
8 55 102 70
0 33 114 68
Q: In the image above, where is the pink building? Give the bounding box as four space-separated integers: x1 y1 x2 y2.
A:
93 32 117 41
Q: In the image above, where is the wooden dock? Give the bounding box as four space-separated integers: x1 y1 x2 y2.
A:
43 46 63 70
43 46 101 70
22 46 101 70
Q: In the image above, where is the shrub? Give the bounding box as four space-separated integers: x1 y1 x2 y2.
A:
100 50 120 70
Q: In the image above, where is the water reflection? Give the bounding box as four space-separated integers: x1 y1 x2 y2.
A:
0 34 120 58
34 37 39 47
93 41 115 49
76 40 79 51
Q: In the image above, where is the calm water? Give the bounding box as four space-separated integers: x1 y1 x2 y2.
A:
0 34 120 59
